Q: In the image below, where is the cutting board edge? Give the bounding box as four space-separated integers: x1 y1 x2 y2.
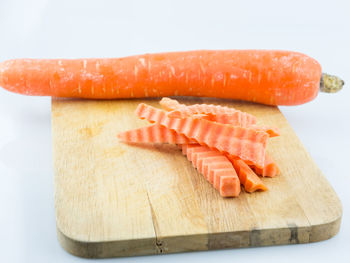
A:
56 213 342 258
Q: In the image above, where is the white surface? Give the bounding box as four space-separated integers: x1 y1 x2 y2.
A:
0 0 349 262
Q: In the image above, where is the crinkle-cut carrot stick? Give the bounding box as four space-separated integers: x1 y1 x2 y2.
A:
169 112 279 137
136 103 268 168
117 124 196 144
135 103 168 123
231 159 268 192
169 111 247 127
168 112 279 137
161 97 241 114
161 97 257 127
180 144 240 197
251 154 280 177
162 98 279 137
202 157 232 180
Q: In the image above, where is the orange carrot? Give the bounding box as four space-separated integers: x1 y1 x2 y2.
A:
0 50 340 106
232 159 268 192
117 124 196 144
136 103 269 168
251 154 280 177
181 144 240 197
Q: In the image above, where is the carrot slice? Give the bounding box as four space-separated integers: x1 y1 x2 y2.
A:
186 146 215 165
136 103 268 168
232 159 268 192
161 97 257 127
202 157 231 179
161 97 240 114
181 144 240 197
161 98 279 137
251 154 280 177
169 111 246 127
117 124 196 144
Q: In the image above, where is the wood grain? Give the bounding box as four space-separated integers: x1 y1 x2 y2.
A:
51 98 342 258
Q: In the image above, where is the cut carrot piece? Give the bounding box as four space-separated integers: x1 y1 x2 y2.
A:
135 103 168 123
208 164 234 185
169 111 248 127
250 125 280 137
201 156 231 178
180 144 240 197
252 154 280 177
136 103 268 168
193 151 222 168
161 97 257 127
161 97 241 114
161 98 279 136
117 124 196 144
213 169 238 193
220 175 241 197
169 111 279 137
232 159 268 192
159 97 183 111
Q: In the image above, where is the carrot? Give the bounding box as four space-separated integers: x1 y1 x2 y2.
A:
231 159 268 192
135 103 269 168
181 144 240 197
251 154 280 177
117 124 196 144
0 51 343 105
169 111 250 127
161 97 256 126
161 97 241 114
161 98 280 137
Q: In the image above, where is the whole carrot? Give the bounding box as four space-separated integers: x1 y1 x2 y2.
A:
0 50 344 105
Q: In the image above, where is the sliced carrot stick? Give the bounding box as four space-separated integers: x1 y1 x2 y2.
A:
117 124 196 144
186 145 215 165
169 112 279 137
169 111 246 127
251 154 280 177
200 156 231 179
232 159 268 192
161 98 280 137
135 103 168 123
136 103 268 168
161 97 257 127
181 144 240 197
161 97 246 114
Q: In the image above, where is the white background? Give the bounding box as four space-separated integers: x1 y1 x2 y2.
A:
0 0 349 262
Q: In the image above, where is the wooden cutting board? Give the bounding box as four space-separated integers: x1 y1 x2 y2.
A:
51 98 342 258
